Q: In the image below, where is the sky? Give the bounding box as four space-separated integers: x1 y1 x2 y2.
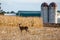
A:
0 0 60 12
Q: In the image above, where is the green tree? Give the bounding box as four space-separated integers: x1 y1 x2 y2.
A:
0 10 5 15
2 11 6 13
11 11 15 13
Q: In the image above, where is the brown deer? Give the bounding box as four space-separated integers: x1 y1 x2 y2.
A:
19 24 28 32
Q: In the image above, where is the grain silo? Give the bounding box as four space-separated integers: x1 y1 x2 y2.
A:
41 2 49 23
49 2 57 23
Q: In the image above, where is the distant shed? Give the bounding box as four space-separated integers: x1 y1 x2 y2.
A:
4 13 16 16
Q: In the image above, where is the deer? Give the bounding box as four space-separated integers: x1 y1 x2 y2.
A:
19 24 28 32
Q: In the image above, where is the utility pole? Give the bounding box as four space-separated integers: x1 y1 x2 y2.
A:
0 3 1 13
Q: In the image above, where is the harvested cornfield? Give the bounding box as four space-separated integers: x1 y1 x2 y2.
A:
0 26 60 40
0 15 43 28
0 15 60 40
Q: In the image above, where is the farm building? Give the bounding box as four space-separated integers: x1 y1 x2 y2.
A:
16 11 41 17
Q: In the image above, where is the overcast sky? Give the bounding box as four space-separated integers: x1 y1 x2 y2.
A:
0 0 60 12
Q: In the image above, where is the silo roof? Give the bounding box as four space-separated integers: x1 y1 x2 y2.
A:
41 2 48 7
49 2 57 7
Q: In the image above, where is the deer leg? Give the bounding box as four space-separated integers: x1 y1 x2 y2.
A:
21 30 22 32
25 29 27 32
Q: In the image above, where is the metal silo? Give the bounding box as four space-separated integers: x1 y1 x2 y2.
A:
49 2 57 23
41 2 49 23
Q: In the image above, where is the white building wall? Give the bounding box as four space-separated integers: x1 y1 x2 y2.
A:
41 7 48 23
56 14 60 23
57 17 60 23
55 10 57 23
